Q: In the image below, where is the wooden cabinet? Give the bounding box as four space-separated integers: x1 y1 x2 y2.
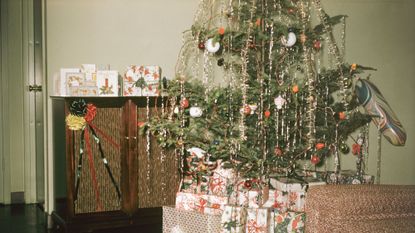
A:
51 97 179 233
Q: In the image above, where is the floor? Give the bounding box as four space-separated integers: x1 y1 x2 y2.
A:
0 204 51 233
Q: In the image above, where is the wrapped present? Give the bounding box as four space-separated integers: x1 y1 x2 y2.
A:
229 179 268 207
96 70 119 96
199 195 228 215
221 205 247 233
245 208 270 233
208 161 235 197
269 178 325 212
123 65 161 96
175 192 200 212
175 192 228 215
163 206 222 233
263 189 288 211
270 209 305 233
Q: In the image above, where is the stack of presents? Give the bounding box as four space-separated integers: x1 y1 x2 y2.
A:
55 64 162 97
165 151 374 233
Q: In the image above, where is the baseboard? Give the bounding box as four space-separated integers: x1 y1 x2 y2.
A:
11 192 25 204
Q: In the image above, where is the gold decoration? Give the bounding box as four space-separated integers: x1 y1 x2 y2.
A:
66 114 86 131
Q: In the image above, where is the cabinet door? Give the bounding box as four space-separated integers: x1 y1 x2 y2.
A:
133 97 180 208
66 98 126 215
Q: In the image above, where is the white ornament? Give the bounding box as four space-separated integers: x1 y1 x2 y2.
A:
189 106 203 118
281 32 297 47
205 38 220 53
249 104 257 115
187 147 206 159
274 95 286 109
173 106 180 114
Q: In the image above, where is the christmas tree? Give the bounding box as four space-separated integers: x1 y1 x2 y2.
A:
146 0 379 181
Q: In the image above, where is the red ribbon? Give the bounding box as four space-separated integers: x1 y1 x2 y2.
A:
84 127 102 211
89 123 121 150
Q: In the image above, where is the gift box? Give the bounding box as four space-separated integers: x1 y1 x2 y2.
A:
208 162 235 197
270 209 305 233
175 192 200 212
245 208 270 233
221 205 247 233
269 178 325 212
96 70 119 96
175 192 227 215
180 174 210 194
229 179 269 208
123 65 161 96
163 206 222 233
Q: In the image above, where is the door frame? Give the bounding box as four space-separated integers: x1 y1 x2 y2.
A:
0 0 12 205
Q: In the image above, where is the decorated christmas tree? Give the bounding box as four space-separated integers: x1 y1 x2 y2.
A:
146 0 406 183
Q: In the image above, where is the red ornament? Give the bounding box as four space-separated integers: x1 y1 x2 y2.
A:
288 8 295 14
244 180 252 189
198 41 205 50
352 143 361 156
313 40 321 50
181 98 189 109
243 105 251 115
274 146 283 157
264 110 271 118
310 155 320 165
338 111 346 120
84 103 97 122
218 27 225 35
292 85 299 93
315 143 325 150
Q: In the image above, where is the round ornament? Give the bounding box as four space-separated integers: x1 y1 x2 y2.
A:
274 146 283 157
243 105 251 115
292 85 299 93
198 41 205 50
218 27 225 35
180 98 190 109
281 32 297 47
189 106 203 118
217 58 224 66
339 142 350 154
310 155 320 165
315 143 325 150
274 95 286 110
205 38 220 53
244 180 252 189
313 40 321 50
264 110 271 118
338 111 346 120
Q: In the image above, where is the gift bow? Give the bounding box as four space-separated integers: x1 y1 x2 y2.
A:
247 219 266 233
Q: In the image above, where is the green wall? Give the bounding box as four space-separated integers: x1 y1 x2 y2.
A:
46 0 415 185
